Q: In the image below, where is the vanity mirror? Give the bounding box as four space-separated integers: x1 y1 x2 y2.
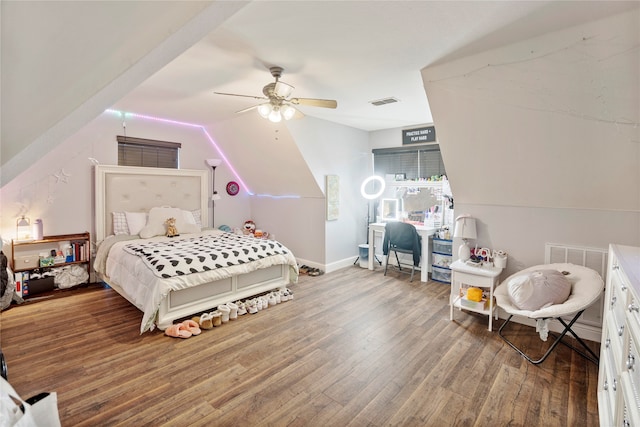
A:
381 198 399 221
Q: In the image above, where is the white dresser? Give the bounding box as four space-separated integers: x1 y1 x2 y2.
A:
598 244 640 426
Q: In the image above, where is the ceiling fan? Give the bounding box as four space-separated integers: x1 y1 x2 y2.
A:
214 66 337 123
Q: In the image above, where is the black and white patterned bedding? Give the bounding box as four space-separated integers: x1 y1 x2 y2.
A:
123 232 293 279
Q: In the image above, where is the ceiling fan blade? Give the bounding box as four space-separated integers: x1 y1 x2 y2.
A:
214 92 268 101
235 105 258 114
289 98 338 109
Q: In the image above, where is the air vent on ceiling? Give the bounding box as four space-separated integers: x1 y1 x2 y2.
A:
370 97 399 106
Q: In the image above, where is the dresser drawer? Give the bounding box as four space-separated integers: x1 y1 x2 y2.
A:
625 315 640 409
621 372 640 427
609 267 630 342
598 353 619 425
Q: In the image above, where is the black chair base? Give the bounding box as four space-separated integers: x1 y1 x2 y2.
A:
384 250 416 282
498 310 599 365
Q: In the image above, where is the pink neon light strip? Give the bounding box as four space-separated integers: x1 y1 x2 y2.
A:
106 109 253 195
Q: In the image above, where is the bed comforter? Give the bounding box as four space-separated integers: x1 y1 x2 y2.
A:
95 230 298 333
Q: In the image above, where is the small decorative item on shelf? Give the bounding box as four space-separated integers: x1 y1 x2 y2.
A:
16 216 32 241
493 250 508 268
32 218 44 240
39 253 55 267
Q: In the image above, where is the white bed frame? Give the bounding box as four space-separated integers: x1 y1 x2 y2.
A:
94 165 291 330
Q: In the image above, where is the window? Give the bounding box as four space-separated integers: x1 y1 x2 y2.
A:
373 144 445 179
117 135 181 168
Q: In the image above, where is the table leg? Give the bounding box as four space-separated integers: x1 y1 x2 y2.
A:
368 226 375 270
421 234 430 282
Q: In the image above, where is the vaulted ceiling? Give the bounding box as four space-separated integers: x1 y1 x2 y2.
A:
2 1 636 185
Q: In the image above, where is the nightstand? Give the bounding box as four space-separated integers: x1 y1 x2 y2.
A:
450 259 503 331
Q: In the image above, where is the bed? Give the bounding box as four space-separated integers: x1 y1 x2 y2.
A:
93 165 298 333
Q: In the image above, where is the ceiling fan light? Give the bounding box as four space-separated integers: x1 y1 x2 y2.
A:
282 104 296 120
257 103 272 118
268 108 282 122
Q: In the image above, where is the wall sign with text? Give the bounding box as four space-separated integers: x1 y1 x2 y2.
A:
402 126 436 145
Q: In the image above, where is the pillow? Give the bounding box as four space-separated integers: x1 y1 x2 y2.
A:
507 269 572 311
182 210 197 225
139 207 200 238
112 212 129 235
191 209 202 229
125 212 147 236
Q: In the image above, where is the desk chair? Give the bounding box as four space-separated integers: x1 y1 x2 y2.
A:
383 222 421 282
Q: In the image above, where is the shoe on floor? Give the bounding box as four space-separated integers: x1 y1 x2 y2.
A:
165 323 192 339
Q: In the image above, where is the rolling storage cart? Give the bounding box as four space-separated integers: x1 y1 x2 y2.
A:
431 238 452 283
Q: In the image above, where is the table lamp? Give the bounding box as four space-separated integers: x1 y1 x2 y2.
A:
454 215 477 261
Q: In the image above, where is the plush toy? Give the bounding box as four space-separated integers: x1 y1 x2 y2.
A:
466 287 483 302
243 220 256 235
165 217 179 237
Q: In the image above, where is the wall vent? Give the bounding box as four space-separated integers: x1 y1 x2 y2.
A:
370 97 399 106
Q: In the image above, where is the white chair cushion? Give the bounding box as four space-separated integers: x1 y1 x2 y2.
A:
495 263 604 319
507 269 571 311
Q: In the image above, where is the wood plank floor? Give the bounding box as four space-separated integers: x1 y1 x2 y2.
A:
0 266 599 426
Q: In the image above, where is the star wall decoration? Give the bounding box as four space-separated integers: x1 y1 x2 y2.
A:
53 169 71 184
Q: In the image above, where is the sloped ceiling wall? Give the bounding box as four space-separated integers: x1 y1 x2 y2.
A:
422 9 639 213
208 113 323 198
0 1 246 185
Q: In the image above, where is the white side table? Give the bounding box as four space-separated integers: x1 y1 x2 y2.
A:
450 260 503 331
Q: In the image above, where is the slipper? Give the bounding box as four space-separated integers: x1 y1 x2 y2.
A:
193 312 213 330
308 268 324 276
299 265 309 274
165 323 192 339
181 319 202 336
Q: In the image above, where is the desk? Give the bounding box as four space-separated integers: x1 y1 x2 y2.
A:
368 222 437 283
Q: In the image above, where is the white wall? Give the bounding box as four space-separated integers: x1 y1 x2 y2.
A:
288 117 371 269
422 9 640 276
0 111 247 251
0 110 372 271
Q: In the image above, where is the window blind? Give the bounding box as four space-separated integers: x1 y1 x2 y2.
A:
117 135 181 169
373 144 445 179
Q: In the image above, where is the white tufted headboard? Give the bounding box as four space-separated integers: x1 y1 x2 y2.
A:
94 165 208 243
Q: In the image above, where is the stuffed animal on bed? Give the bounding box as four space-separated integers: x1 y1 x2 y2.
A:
243 220 256 235
165 217 179 237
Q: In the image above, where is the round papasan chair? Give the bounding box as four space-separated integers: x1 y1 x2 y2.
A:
494 263 604 365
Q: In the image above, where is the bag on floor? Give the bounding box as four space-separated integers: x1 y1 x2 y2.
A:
0 377 60 427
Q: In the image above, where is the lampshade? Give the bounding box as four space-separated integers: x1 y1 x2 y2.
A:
268 108 282 123
281 104 296 120
454 215 477 240
257 102 297 122
206 158 222 168
257 103 272 118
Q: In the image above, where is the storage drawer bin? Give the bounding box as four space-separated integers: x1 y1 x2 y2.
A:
14 255 39 270
432 239 453 255
432 266 451 283
432 253 452 269
28 277 55 295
